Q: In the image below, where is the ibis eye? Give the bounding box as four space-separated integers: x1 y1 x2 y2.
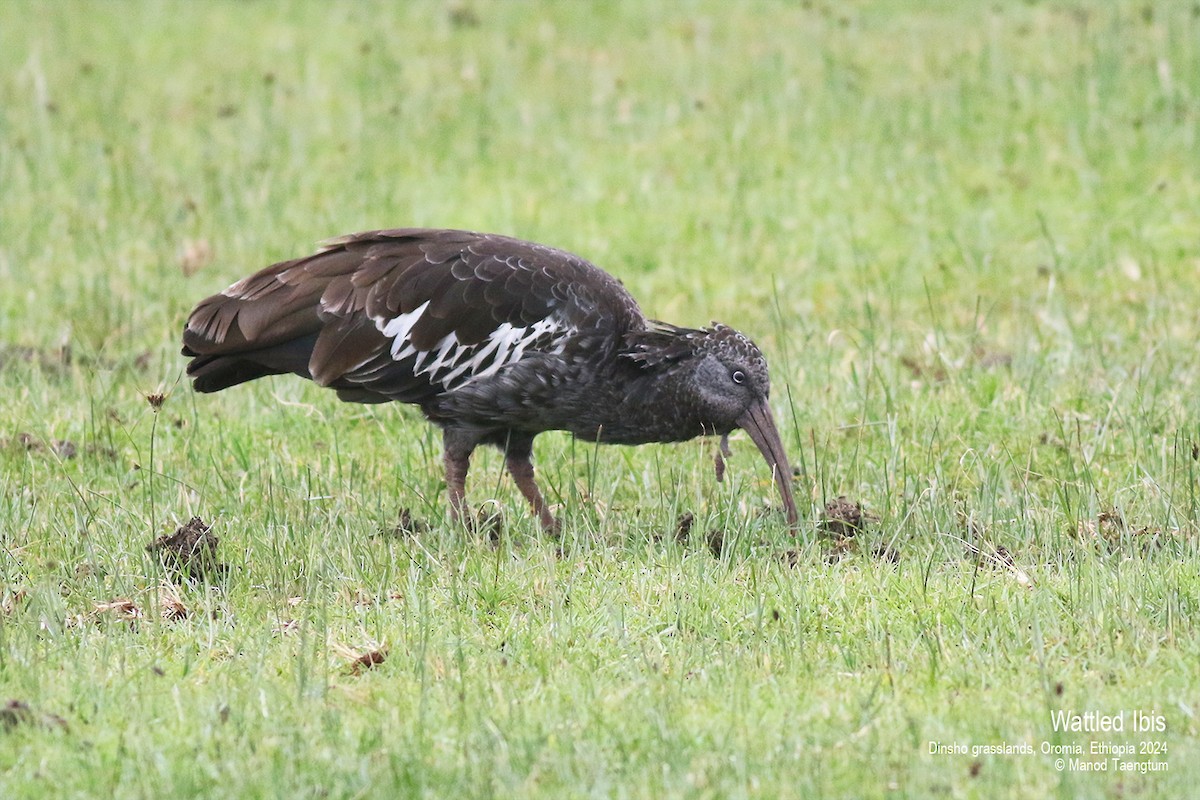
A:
731 370 746 385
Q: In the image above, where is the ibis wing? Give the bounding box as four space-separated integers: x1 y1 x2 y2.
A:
182 228 644 403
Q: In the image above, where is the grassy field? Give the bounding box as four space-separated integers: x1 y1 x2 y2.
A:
2 1 1199 797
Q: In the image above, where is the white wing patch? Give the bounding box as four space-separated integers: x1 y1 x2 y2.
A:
374 308 574 390
381 301 430 355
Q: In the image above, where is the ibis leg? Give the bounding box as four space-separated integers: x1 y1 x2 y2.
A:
503 437 560 534
442 434 474 526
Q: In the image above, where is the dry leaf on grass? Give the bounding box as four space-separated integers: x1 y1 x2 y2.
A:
93 599 143 621
158 584 189 622
2 589 28 616
331 641 389 675
974 544 1036 589
273 619 299 636
347 649 388 675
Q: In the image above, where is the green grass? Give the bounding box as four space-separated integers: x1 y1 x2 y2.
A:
2 1 1199 797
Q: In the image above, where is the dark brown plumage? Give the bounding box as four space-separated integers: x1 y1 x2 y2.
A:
182 228 798 532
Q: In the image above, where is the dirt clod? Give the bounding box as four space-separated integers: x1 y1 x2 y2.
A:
346 648 388 676
147 517 227 582
779 548 804 568
1077 507 1164 553
0 344 72 373
706 528 726 558
2 433 98 461
0 700 68 732
475 508 504 546
0 700 32 730
3 433 77 459
990 545 1014 569
899 354 947 383
448 4 481 28
1097 509 1126 539
674 512 695 543
872 542 900 564
817 496 872 563
825 536 855 565
820 496 870 538
380 507 429 538
1038 431 1069 451
975 346 1013 369
51 439 77 459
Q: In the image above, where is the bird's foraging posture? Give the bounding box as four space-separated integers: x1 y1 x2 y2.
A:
182 228 798 532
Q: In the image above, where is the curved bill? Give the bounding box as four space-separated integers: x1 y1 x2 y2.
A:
736 399 799 527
